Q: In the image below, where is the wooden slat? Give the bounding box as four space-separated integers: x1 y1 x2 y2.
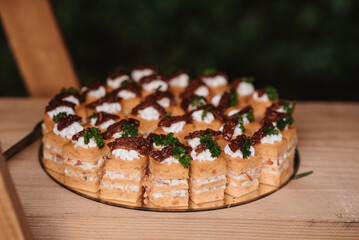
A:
0 147 32 240
1 98 359 239
0 0 79 97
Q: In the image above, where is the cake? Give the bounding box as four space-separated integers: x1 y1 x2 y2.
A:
41 65 298 207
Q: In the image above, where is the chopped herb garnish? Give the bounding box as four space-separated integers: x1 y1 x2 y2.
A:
266 86 279 101
88 112 99 119
241 136 252 159
121 123 138 137
293 170 313 180
165 112 172 117
199 133 222 158
237 115 246 133
263 127 279 136
155 85 162 91
152 132 180 147
191 96 205 108
203 68 216 75
173 146 191 168
246 109 254 122
120 79 130 86
53 112 67 123
283 100 297 114
61 87 78 94
201 107 211 120
229 89 238 107
276 116 294 131
241 77 254 83
82 127 105 149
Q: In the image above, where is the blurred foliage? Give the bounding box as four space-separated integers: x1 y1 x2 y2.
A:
0 0 358 100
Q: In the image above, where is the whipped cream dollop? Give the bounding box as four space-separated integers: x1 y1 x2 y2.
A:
138 106 160 120
95 102 122 114
211 94 222 107
157 98 170 108
161 156 180 165
47 106 75 118
142 80 168 92
192 109 214 123
90 117 116 130
107 75 129 89
85 86 106 99
202 75 227 88
224 144 255 158
194 85 209 97
73 136 97 148
219 124 244 137
237 82 254 96
261 133 282 144
169 73 189 88
191 149 216 161
112 149 142 160
117 89 136 99
53 122 83 139
131 69 154 82
62 95 80 105
253 91 269 102
187 137 201 148
162 121 186 133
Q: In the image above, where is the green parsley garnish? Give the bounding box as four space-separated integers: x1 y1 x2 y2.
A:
89 112 99 119
198 133 222 158
283 100 297 114
191 96 205 108
61 87 78 94
155 85 162 91
293 170 313 180
263 127 279 136
246 109 254 122
121 123 138 137
241 77 254 83
165 112 172 117
241 136 252 159
229 89 238 107
120 79 130 86
266 86 279 101
276 116 294 131
237 115 246 133
152 132 180 147
53 112 67 123
173 146 191 168
203 68 216 75
83 127 105 149
201 107 211 120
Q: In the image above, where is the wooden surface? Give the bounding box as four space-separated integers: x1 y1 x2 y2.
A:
0 98 358 239
0 148 32 240
0 0 79 97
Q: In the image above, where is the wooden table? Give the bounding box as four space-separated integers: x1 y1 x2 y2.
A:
0 98 358 239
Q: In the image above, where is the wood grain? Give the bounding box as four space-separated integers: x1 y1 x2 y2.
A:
0 98 359 239
0 0 79 97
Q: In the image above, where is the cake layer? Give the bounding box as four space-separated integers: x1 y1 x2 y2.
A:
190 174 226 190
101 170 144 185
148 157 189 179
62 142 110 163
190 185 225 204
100 182 142 203
105 155 147 176
64 168 102 192
225 178 259 197
254 139 288 161
225 155 261 174
190 156 226 179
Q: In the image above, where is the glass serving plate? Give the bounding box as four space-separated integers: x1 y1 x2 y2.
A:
39 145 299 212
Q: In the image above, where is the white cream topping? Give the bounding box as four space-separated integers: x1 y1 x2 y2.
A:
202 75 227 88
104 170 143 181
112 149 142 160
90 118 116 130
152 189 188 199
64 168 99 181
131 69 154 82
211 94 222 107
219 124 244 138
162 121 186 133
153 143 165 149
112 131 124 139
253 91 269 102
73 136 97 148
190 174 226 186
106 75 129 89
192 109 214 123
187 137 201 148
138 106 160 120
161 156 180 165
224 144 255 158
101 182 140 192
237 82 254 96
191 149 216 161
43 152 63 163
117 89 136 99
53 122 83 140
153 178 188 186
142 80 168 92
261 133 282 144
228 108 240 116
86 86 106 99
62 95 80 105
47 106 75 118
157 98 170 108
193 184 225 193
95 102 122 114
169 73 189 88
276 106 286 113
194 85 209 97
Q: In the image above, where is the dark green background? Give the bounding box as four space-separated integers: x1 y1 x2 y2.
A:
1 0 358 100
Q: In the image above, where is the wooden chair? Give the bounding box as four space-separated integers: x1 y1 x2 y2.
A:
0 0 79 97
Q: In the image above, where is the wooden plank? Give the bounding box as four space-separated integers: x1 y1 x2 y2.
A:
0 0 79 97
0 147 32 240
0 98 359 239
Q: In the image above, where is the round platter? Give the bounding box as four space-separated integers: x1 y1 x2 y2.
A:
39 144 299 212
